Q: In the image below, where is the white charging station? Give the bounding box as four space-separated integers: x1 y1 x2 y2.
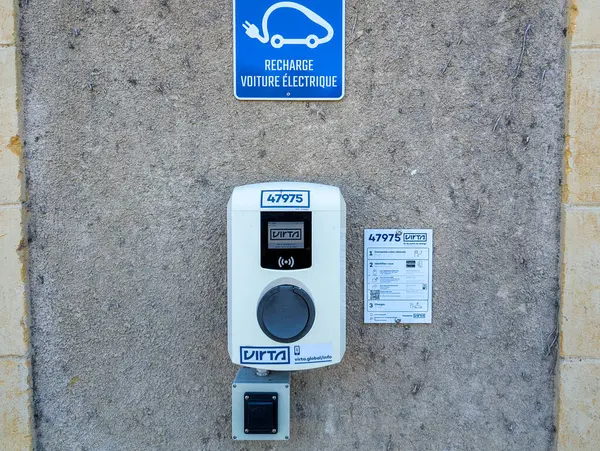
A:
227 182 346 440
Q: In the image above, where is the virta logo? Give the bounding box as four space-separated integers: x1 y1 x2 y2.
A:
240 346 290 364
271 229 302 240
403 233 427 243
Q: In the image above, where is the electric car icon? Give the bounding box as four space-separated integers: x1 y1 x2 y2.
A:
242 1 334 49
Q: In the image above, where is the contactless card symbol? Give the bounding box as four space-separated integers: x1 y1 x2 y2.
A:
278 256 295 268
242 1 334 49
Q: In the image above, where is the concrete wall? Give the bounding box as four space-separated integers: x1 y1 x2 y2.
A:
21 0 566 449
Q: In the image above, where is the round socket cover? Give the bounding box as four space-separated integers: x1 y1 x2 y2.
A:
257 285 315 343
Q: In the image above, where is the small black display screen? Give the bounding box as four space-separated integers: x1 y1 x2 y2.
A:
261 212 311 270
267 221 304 249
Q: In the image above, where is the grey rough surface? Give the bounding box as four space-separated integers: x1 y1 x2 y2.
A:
22 0 565 449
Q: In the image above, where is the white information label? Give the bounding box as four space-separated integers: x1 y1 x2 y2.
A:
291 343 333 366
364 229 433 324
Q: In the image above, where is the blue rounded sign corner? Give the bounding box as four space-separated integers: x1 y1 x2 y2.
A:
233 0 345 101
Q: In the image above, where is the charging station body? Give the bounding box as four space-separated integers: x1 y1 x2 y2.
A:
227 182 346 371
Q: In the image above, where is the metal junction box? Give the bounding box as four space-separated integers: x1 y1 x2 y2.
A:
232 368 291 441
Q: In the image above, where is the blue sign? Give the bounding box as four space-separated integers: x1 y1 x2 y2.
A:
233 0 345 100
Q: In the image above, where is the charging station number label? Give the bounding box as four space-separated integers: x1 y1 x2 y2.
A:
261 190 310 208
368 233 402 242
364 229 433 324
